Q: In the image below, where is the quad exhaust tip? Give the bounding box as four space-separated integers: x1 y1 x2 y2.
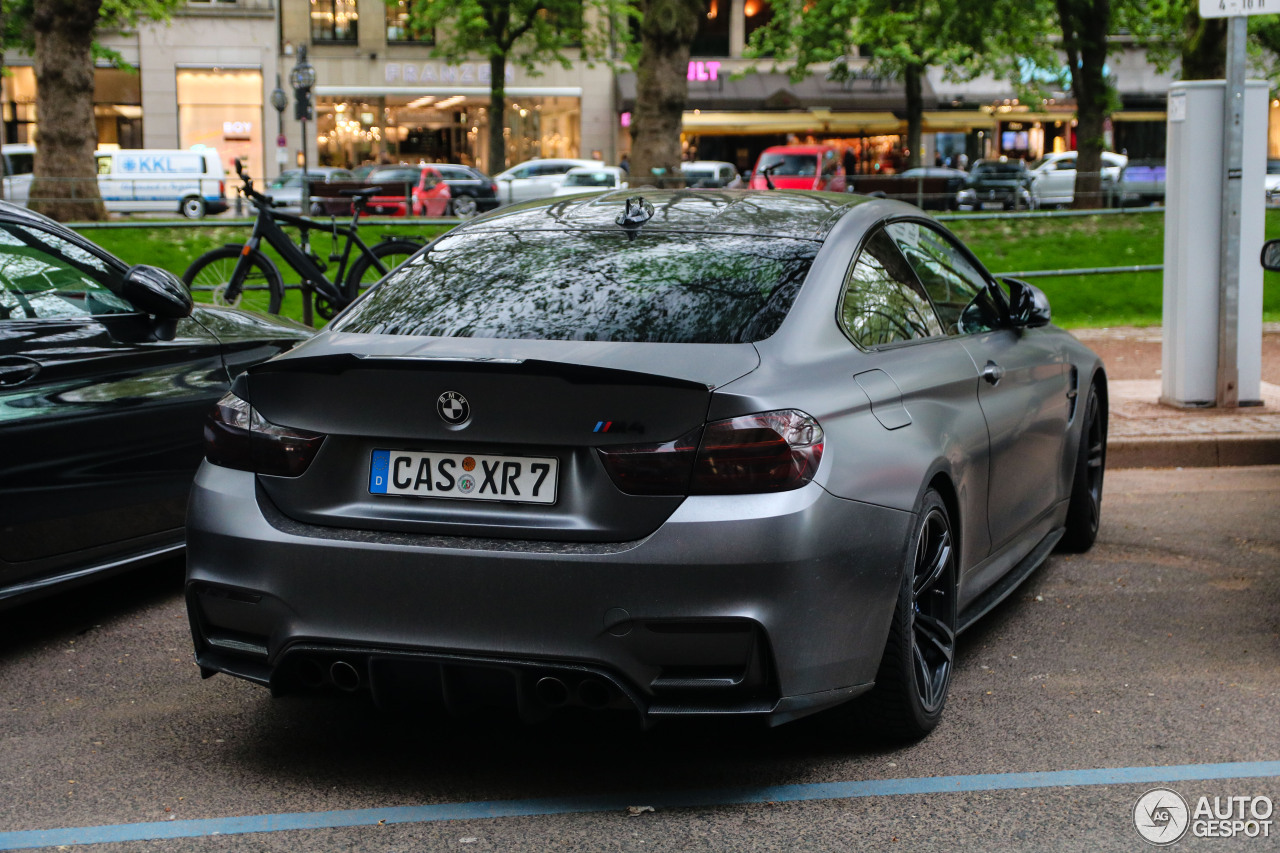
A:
535 676 570 708
330 660 362 692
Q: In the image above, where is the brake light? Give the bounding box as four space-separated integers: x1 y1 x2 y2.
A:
219 180 225 198
692 410 823 494
598 410 823 496
204 392 325 477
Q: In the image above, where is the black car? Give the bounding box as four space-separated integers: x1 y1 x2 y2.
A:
956 159 1033 211
0 202 311 608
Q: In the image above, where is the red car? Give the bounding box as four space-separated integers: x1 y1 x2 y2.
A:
749 145 846 192
365 165 452 216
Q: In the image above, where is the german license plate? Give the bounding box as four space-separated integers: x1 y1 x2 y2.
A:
369 449 558 504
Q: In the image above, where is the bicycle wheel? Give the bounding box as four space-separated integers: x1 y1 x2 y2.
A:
344 238 422 302
183 245 285 315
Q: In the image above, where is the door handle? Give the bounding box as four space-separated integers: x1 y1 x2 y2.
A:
981 360 1004 386
0 357 41 387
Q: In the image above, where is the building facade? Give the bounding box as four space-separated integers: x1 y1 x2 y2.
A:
1 0 1276 187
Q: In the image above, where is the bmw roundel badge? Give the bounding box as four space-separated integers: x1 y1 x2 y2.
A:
436 391 470 426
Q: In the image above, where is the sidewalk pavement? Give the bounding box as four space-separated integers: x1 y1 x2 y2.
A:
1072 324 1280 469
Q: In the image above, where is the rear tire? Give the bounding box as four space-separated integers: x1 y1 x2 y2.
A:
846 489 957 742
181 196 207 219
343 238 422 302
450 194 479 218
1058 382 1106 553
182 245 285 314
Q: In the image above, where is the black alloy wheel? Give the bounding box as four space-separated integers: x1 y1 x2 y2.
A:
909 503 957 716
1059 382 1106 552
847 489 957 741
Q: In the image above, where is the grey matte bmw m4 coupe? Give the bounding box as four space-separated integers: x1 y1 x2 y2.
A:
186 189 1107 739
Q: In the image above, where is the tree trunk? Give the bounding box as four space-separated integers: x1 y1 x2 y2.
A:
904 63 923 170
1058 0 1111 210
30 0 106 222
488 54 507 175
1181 10 1226 80
630 0 703 187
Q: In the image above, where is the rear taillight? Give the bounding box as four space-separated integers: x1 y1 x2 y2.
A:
219 180 225 198
597 429 701 496
598 410 823 496
691 410 823 494
204 392 325 477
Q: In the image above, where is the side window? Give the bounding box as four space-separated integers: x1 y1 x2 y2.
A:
887 221 1002 335
0 224 131 320
839 228 944 349
511 165 535 180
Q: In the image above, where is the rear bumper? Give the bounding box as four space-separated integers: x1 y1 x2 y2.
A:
185 463 913 724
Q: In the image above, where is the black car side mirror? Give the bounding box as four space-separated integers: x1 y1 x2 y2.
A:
1261 238 1280 271
1004 277 1052 328
122 264 193 340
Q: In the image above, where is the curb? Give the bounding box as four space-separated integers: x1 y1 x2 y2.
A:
1108 436 1280 469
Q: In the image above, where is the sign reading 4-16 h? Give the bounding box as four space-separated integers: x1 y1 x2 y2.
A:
1200 0 1274 17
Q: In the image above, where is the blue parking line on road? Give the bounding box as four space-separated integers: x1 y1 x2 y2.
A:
2 760 1278 850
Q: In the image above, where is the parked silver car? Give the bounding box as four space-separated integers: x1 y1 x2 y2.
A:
186 190 1107 739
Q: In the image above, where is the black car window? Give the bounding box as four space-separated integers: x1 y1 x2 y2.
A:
370 168 419 185
435 166 471 180
840 228 943 348
0 223 131 319
886 221 1002 335
331 230 819 343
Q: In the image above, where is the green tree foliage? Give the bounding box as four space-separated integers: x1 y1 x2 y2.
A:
396 0 622 174
746 0 1054 169
628 0 702 186
4 0 184 221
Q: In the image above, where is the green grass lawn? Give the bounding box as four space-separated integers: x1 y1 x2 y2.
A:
74 209 1280 330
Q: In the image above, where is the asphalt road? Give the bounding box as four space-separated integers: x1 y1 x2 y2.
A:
1 466 1277 852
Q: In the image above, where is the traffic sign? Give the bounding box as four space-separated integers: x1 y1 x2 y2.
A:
1200 0 1274 18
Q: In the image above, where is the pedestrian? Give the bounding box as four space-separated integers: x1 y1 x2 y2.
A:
618 153 630 174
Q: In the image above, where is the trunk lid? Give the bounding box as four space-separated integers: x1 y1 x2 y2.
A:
244 335 759 542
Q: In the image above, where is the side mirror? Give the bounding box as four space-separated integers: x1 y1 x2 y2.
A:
123 264 192 340
1261 238 1280 271
1004 277 1051 328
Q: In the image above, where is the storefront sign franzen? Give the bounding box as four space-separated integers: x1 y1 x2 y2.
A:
385 63 515 85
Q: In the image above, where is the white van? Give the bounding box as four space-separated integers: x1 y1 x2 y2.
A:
1 143 35 205
95 149 229 218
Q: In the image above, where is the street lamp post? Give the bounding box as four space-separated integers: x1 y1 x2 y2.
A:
266 76 288 218
289 45 316 215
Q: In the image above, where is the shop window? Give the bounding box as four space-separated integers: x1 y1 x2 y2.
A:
311 0 358 43
177 69 264 178
386 1 433 43
691 0 730 57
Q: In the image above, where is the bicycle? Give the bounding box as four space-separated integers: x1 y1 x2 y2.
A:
182 159 422 323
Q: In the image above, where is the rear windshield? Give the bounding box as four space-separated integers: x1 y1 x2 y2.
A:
972 162 1025 177
331 230 818 343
